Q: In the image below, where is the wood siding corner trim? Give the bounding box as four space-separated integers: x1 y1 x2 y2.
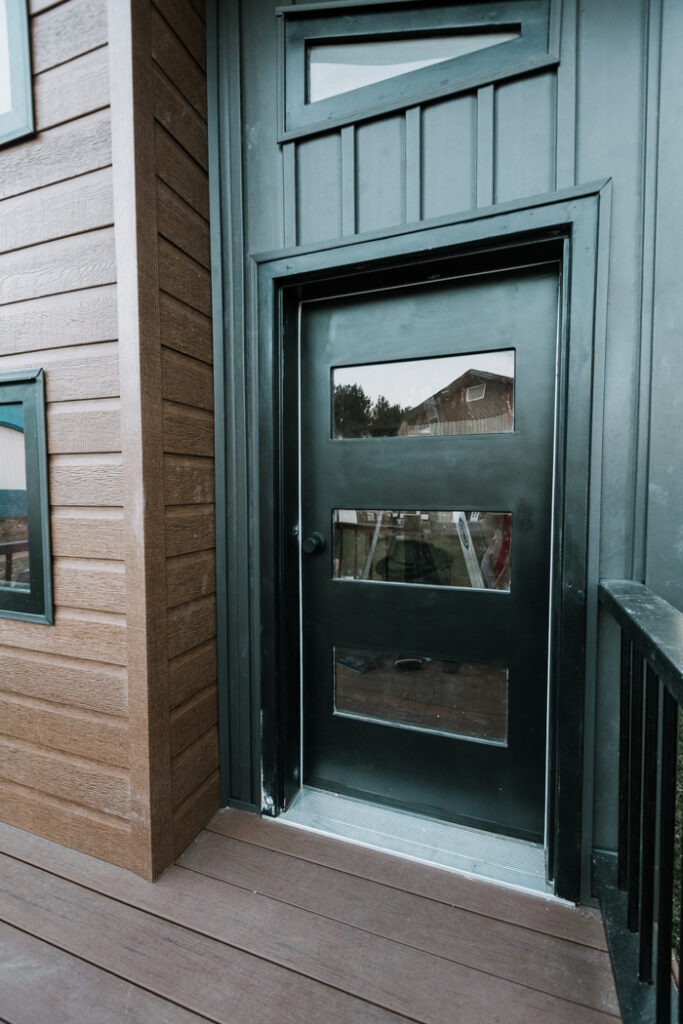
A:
107 0 173 879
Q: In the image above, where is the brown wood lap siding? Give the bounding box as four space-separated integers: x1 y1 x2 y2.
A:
0 0 217 877
0 0 129 868
152 0 220 859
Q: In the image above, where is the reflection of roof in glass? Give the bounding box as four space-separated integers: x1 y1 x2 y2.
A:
399 369 513 436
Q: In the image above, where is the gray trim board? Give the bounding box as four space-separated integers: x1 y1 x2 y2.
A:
208 0 260 811
246 183 609 901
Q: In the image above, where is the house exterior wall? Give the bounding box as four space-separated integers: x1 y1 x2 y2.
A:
0 0 218 878
216 0 683 877
1 0 679 884
149 0 220 860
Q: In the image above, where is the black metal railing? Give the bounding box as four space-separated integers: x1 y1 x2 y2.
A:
0 539 29 582
596 580 683 1023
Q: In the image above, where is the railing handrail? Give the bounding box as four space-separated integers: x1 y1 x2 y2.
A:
597 578 683 1024
0 540 29 554
599 579 683 704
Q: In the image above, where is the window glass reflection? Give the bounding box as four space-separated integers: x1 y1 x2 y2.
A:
0 0 12 117
335 645 508 744
308 31 521 104
0 403 30 590
334 509 511 591
333 350 514 438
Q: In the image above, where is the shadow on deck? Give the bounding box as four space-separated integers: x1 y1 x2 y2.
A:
0 808 620 1022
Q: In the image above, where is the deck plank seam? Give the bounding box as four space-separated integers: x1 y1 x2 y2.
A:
0 849 425 1023
175 860 618 1019
203 820 609 951
0 914 219 1024
0 844 617 1022
169 859 619 1019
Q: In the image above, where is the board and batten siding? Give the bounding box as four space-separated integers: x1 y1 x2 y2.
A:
229 0 680 874
0 0 217 878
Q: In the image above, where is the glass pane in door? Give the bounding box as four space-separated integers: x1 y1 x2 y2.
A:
334 509 512 590
335 645 508 744
333 349 514 438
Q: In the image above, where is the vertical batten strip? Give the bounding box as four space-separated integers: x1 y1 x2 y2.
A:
405 106 421 223
107 0 173 879
341 126 356 236
282 142 297 247
555 0 577 189
475 84 494 207
631 0 663 583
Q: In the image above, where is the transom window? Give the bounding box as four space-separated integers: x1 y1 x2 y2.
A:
279 0 556 139
307 30 521 103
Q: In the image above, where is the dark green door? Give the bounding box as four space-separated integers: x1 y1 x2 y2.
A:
299 261 559 841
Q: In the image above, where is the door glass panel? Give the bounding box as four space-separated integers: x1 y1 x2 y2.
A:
308 32 521 103
0 403 29 590
333 349 514 438
334 509 511 591
335 645 508 745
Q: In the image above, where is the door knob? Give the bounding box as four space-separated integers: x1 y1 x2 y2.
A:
302 532 326 555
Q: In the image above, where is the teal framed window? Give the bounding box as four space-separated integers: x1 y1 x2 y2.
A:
0 371 53 624
278 0 558 140
0 0 34 149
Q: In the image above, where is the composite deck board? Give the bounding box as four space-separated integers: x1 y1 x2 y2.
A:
0 814 620 1023
0 922 208 1024
208 808 608 949
178 829 619 1014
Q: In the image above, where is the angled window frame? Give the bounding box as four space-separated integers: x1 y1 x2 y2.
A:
0 0 34 148
278 0 559 140
0 370 53 624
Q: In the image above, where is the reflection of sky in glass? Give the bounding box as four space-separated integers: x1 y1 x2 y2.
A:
334 350 514 410
0 404 26 490
0 400 29 590
0 0 12 116
308 32 520 103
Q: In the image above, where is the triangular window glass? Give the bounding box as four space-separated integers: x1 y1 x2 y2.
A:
308 31 521 104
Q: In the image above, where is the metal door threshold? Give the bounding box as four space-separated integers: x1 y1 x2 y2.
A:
279 786 560 899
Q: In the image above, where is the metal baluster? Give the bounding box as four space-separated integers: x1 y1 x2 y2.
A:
679 837 683 1024
639 665 659 983
619 634 633 891
657 690 678 1024
628 655 645 932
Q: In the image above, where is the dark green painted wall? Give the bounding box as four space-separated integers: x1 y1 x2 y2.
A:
211 0 682 891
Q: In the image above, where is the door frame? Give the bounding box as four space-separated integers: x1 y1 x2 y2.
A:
211 181 611 901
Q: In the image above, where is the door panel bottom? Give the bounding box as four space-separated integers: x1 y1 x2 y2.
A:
279 786 560 898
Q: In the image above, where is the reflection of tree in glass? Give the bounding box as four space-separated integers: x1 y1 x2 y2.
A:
334 383 408 438
371 395 408 437
334 383 372 437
